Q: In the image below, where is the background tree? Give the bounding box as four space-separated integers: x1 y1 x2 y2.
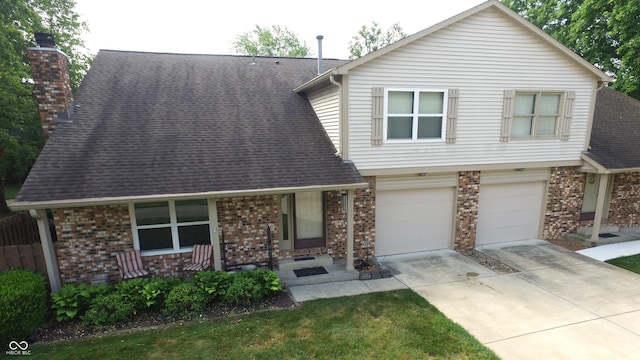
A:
232 25 312 57
348 22 407 59
0 0 91 214
503 0 640 99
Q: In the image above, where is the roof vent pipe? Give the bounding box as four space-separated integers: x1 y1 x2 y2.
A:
316 35 324 74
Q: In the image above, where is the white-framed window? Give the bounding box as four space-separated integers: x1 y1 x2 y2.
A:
384 89 447 141
512 91 563 138
130 199 212 255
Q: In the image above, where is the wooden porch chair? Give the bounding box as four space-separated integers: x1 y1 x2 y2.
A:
183 244 213 272
116 250 149 280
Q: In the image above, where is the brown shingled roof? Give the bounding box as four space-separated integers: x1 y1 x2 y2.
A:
15 51 364 205
584 87 640 170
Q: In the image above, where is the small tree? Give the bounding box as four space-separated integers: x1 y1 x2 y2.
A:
232 25 312 58
348 22 407 59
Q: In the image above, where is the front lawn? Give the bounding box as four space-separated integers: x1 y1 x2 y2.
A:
606 254 640 274
30 289 498 359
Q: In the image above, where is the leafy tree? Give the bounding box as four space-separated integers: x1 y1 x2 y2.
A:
232 25 312 57
503 0 640 99
348 22 407 59
0 0 91 214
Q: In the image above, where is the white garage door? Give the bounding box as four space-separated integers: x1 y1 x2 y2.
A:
476 182 545 246
376 188 454 256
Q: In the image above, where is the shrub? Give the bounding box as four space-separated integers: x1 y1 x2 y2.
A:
194 271 232 302
252 269 282 298
162 283 207 318
0 269 47 344
223 272 262 305
82 293 137 326
114 277 150 310
51 283 109 322
140 277 181 310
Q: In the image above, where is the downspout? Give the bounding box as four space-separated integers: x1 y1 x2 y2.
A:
30 209 61 291
329 74 343 157
330 74 354 270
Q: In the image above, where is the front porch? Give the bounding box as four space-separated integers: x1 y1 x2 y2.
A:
275 254 359 286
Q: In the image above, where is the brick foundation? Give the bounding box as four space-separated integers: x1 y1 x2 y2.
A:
454 171 480 250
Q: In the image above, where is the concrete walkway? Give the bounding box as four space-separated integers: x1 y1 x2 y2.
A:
288 240 640 359
577 239 640 261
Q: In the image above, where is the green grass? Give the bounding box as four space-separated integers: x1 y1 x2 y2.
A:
606 254 640 274
4 184 20 200
29 290 497 360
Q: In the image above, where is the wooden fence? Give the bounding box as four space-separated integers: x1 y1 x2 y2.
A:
0 212 47 275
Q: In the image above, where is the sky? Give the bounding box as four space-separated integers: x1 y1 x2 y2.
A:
73 0 486 59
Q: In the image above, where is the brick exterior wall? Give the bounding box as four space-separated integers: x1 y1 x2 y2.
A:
27 47 74 140
542 167 586 241
324 190 347 259
54 205 134 285
354 177 376 261
607 172 640 227
454 171 480 251
217 195 280 268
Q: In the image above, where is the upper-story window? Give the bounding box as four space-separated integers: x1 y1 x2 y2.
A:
131 199 212 254
384 89 447 141
512 92 563 138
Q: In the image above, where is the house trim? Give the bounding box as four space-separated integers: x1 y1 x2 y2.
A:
10 182 369 210
358 160 583 177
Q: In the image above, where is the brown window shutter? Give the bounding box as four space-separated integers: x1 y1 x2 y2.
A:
446 89 459 144
371 87 384 145
501 90 515 142
560 91 576 141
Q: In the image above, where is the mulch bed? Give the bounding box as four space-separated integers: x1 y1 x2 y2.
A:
34 289 297 344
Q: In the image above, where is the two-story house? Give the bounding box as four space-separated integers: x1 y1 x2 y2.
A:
13 0 639 291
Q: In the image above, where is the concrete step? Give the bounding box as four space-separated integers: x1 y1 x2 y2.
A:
577 225 620 236
277 259 359 286
277 254 333 271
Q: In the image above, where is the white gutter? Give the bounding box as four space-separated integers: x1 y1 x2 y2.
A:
10 182 370 210
329 74 344 157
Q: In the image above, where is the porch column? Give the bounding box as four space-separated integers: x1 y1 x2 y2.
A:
590 174 610 241
346 189 355 271
30 209 61 291
208 200 222 271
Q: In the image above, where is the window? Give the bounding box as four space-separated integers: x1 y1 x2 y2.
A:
385 89 447 141
132 199 211 254
512 92 562 138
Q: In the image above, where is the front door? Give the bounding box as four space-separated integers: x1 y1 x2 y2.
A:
293 192 325 249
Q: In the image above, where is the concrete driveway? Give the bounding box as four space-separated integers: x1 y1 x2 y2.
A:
380 239 640 360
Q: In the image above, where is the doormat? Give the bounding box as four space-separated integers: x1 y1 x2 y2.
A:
294 256 315 261
599 233 618 238
294 267 328 277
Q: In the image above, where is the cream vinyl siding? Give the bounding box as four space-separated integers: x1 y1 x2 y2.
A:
346 7 597 171
307 84 340 152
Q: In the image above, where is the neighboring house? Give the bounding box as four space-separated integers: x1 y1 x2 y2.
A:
13 0 639 291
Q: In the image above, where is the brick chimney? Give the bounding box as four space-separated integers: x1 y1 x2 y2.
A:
27 32 74 140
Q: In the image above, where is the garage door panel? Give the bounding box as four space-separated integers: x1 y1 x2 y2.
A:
376 188 454 256
476 182 545 246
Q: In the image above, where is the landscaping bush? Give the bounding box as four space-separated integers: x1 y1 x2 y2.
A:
114 277 150 310
82 293 137 326
51 283 110 322
140 277 181 310
162 283 207 318
223 270 282 305
0 269 47 344
194 270 232 302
